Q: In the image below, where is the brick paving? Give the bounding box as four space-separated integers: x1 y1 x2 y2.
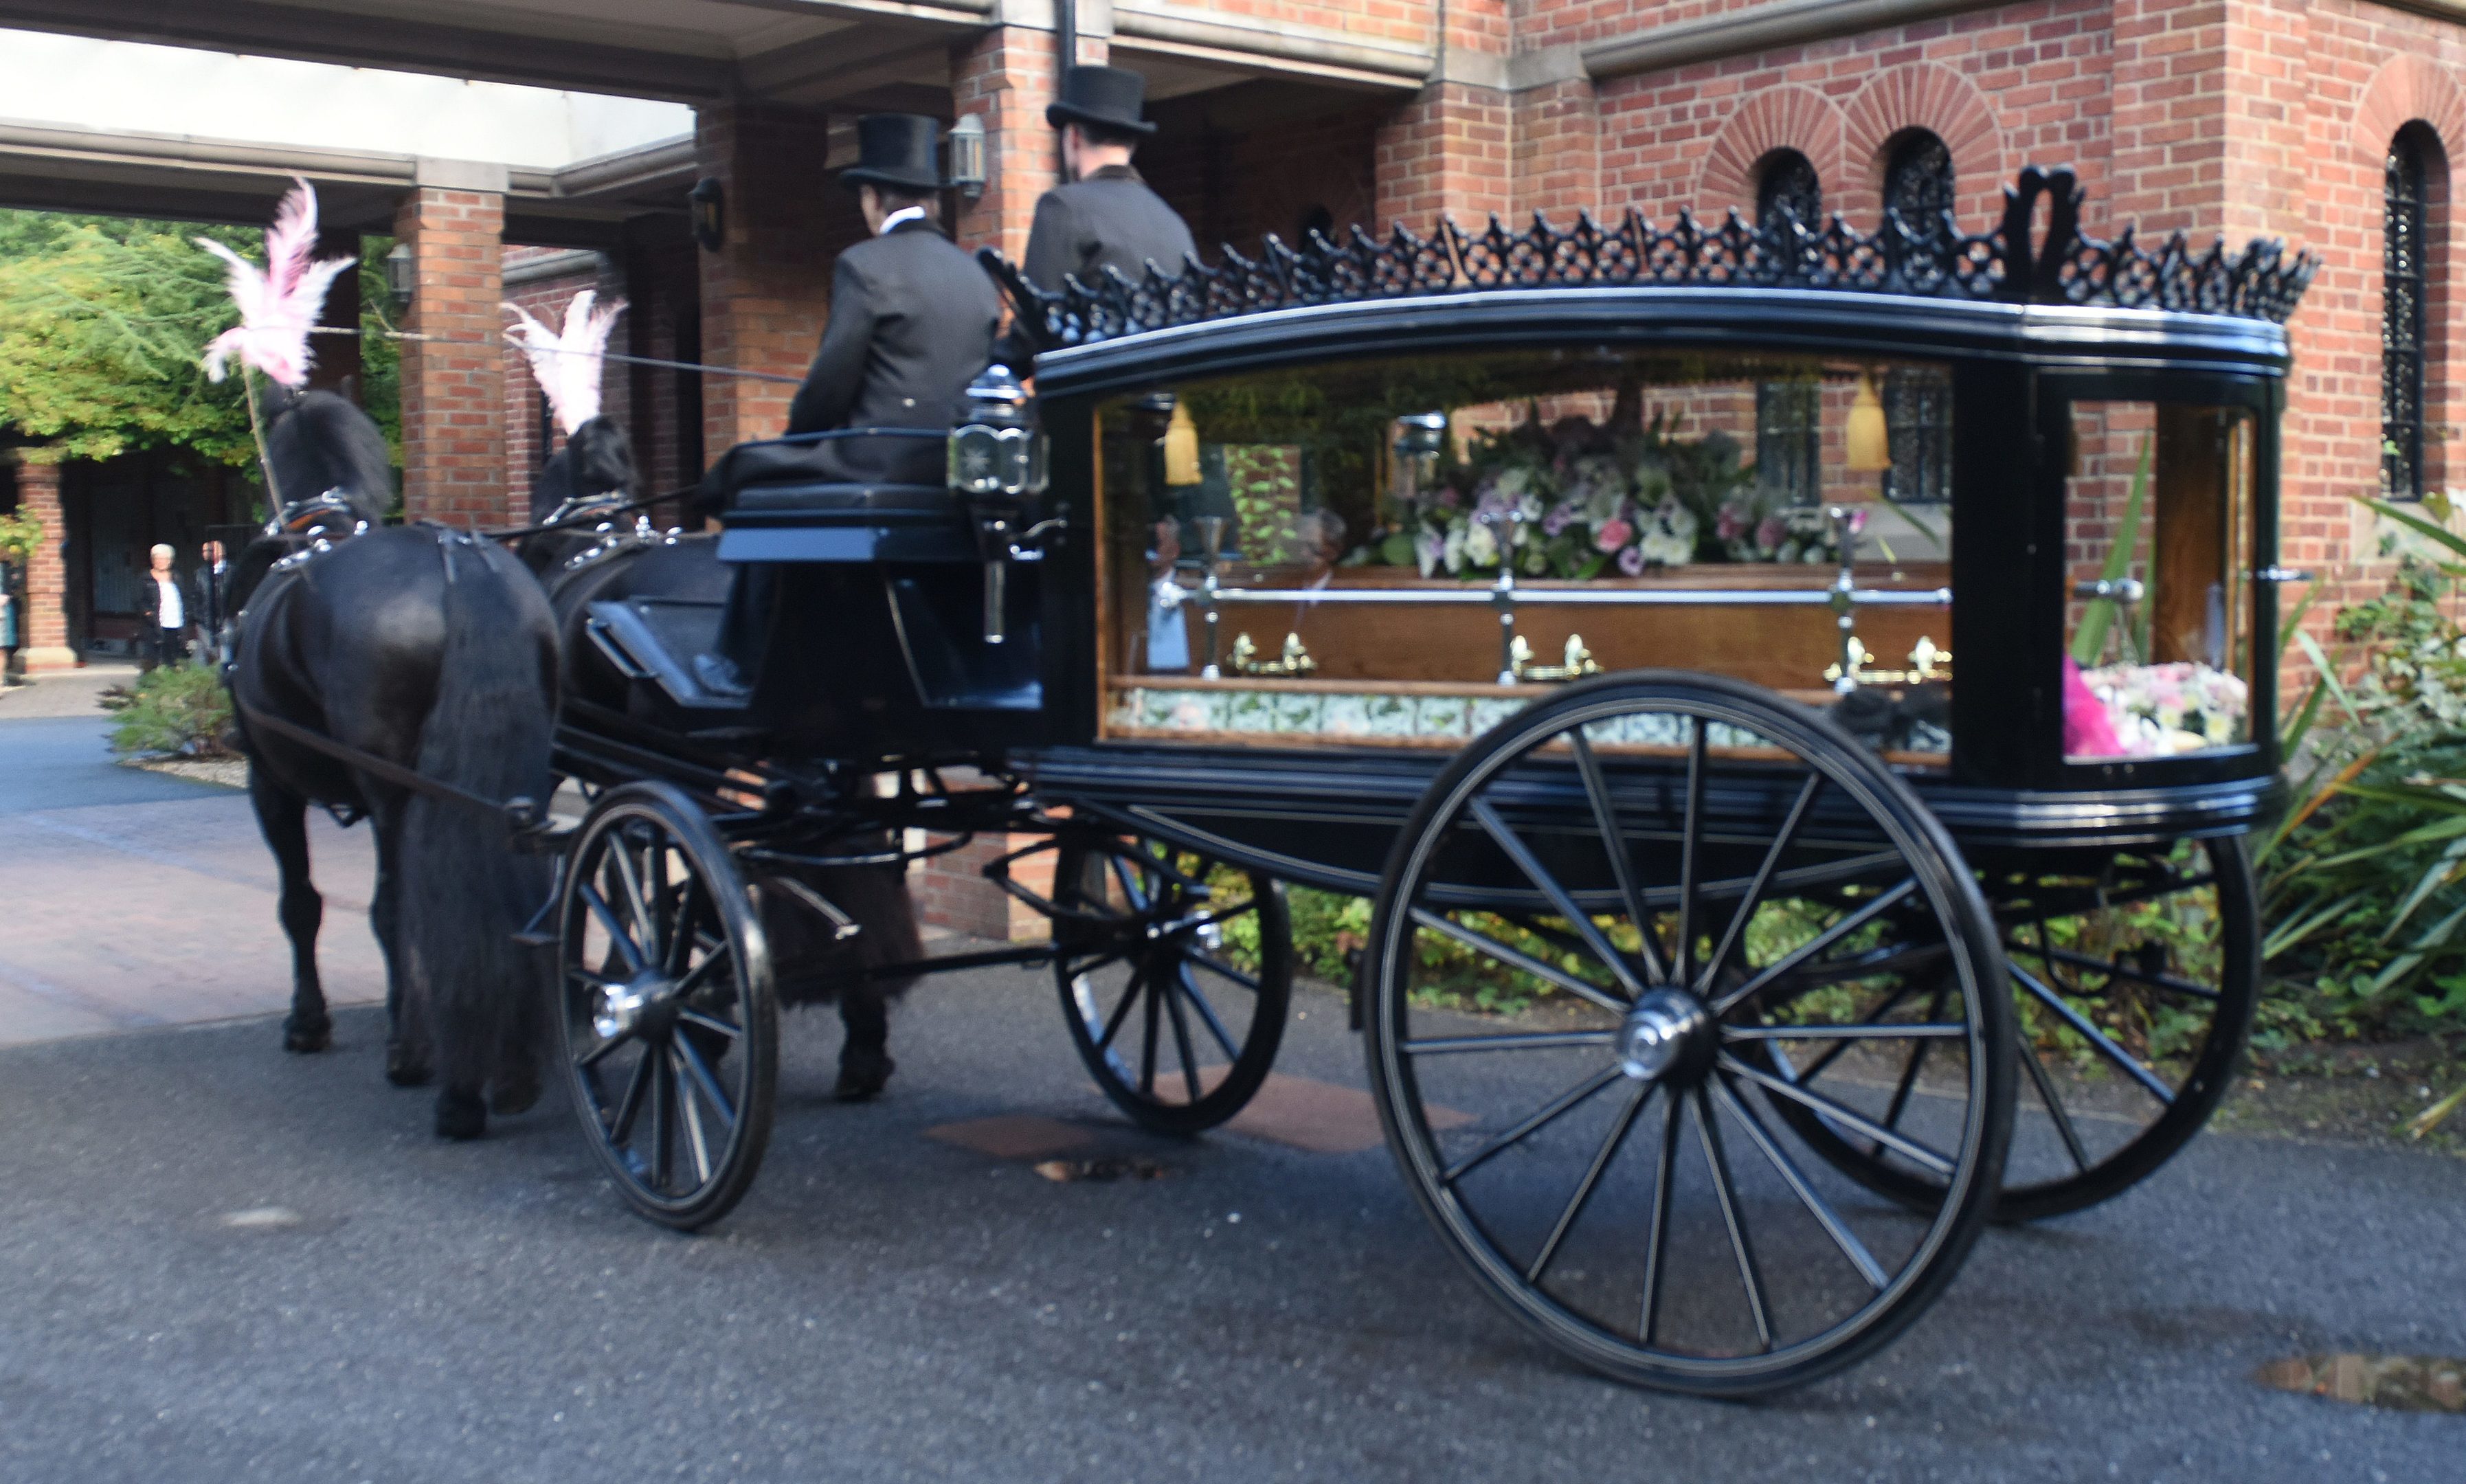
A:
0 708 385 1047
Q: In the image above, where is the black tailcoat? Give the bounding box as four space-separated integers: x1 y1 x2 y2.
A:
787 216 1002 485
1020 164 1197 292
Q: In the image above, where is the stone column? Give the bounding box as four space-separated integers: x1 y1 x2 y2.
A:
393 161 508 526
12 458 76 672
695 102 854 456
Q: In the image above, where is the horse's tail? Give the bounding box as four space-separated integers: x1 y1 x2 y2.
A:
399 539 559 1115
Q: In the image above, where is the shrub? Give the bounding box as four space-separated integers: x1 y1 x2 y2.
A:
107 663 236 759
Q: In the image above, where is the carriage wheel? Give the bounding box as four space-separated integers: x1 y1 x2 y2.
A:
1782 836 2255 1224
557 780 776 1230
1050 834 1292 1136
1361 671 2013 1396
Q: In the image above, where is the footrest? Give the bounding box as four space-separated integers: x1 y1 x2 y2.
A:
583 598 743 713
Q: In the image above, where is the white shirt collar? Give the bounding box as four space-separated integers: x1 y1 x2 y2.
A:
877 205 928 235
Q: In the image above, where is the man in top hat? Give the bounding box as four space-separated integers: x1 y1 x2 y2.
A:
1021 65 1196 295
696 113 1001 697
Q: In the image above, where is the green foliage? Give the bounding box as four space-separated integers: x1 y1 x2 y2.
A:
2070 434 2151 666
0 508 39 563
0 211 259 464
106 663 236 759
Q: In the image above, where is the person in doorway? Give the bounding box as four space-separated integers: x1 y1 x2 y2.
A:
192 539 229 657
144 543 186 669
695 113 1002 699
1020 65 1196 295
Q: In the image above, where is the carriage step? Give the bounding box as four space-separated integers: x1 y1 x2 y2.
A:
584 598 746 714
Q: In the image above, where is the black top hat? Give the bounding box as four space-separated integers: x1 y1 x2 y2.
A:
840 113 943 193
1045 65 1157 137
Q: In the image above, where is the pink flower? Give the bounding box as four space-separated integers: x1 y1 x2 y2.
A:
1593 517 1634 553
1716 504 1747 542
1755 515 1786 551
2063 655 2126 757
1435 486 1461 510
1617 543 1648 576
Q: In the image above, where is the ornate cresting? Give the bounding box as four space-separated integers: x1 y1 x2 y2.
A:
983 168 2318 353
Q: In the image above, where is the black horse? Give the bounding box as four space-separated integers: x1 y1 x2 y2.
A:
228 389 561 1139
523 416 921 1100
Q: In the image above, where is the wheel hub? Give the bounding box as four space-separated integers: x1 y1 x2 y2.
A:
1618 989 1713 1085
593 971 672 1040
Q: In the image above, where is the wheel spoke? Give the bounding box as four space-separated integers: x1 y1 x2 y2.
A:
2004 938 2219 1002
673 1030 739 1129
1637 1090 1681 1346
1442 1066 1623 1183
649 1048 673 1190
1406 1030 1619 1056
1174 900 1257 935
1711 1077 1889 1291
609 1043 655 1144
2009 965 2175 1105
1110 855 1151 914
1525 1083 1652 1284
1795 978 1927 1083
1174 968 1242 1061
670 943 734 1001
1139 965 1163 1099
1709 878 1919 1017
1720 1054 1958 1176
1692 1088 1773 1351
1723 1022 1970 1042
1409 907 1626 1015
1673 723 1708 989
1569 727 1669 985
1182 952 1262 993
607 834 661 969
664 873 704 978
1160 969 1205 1105
1701 774 1823 993
1468 798 1644 1000
1874 985 1948 1148
578 883 647 974
1095 963 1149 1053
577 1028 629 1069
674 1050 714 1187
2014 1016 2095 1173
677 1007 741 1040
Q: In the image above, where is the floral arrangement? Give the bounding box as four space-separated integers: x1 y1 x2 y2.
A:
1378 398 1853 580
2072 660 2248 756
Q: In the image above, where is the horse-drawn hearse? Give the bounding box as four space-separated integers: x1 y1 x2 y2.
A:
226 166 2313 1396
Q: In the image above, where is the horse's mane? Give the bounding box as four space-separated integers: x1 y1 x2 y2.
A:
262 387 394 526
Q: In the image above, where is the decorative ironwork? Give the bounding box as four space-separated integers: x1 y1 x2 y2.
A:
1757 150 1823 232
1883 133 1957 249
2384 131 2430 500
983 167 2318 354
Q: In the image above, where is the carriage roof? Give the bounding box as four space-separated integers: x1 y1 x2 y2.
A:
987 166 2316 396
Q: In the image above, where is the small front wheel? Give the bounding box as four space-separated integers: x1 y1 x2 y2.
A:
1050 834 1292 1136
557 780 776 1230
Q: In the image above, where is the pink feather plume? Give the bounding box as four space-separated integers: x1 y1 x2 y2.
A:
199 178 355 390
504 290 627 436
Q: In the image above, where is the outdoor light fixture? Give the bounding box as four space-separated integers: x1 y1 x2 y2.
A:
946 114 987 201
688 177 726 252
383 242 414 308
1846 373 1892 473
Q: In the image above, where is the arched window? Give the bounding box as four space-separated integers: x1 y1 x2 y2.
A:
1756 152 1824 504
2386 128 2433 500
1756 149 1823 229
1876 133 1956 505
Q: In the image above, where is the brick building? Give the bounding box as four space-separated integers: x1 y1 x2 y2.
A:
0 1 2456 918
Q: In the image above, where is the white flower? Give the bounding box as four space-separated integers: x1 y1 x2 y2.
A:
1442 525 1467 574
1463 519 1499 567
1414 528 1444 577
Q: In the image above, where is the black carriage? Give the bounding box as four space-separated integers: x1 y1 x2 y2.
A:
543 167 2313 1394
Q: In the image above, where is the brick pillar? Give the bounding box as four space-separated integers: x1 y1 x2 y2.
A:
950 25 1083 264
1376 82 1512 230
12 459 75 671
1514 78 1601 222
394 162 507 526
695 103 855 455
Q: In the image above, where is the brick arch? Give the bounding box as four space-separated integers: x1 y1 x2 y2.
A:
1696 87 1846 221
1839 64 2005 229
2354 56 2466 168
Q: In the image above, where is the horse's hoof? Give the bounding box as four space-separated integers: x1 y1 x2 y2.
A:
385 1048 432 1087
282 1016 332 1054
489 1072 541 1116
834 1052 894 1103
433 1091 487 1140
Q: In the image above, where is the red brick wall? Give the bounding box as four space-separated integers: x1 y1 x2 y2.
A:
1142 99 1383 255
10 459 72 668
952 25 1073 265
393 187 508 527
695 104 855 453
1378 82 1514 225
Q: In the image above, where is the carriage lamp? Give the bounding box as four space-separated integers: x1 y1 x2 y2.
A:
946 115 987 201
951 363 1047 644
383 243 415 308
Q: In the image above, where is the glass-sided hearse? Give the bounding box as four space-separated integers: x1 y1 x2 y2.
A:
548 167 2314 1395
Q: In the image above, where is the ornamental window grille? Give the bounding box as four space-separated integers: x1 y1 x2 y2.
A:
1756 153 1825 503
1883 367 1953 505
2384 130 2431 501
1883 133 1956 243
